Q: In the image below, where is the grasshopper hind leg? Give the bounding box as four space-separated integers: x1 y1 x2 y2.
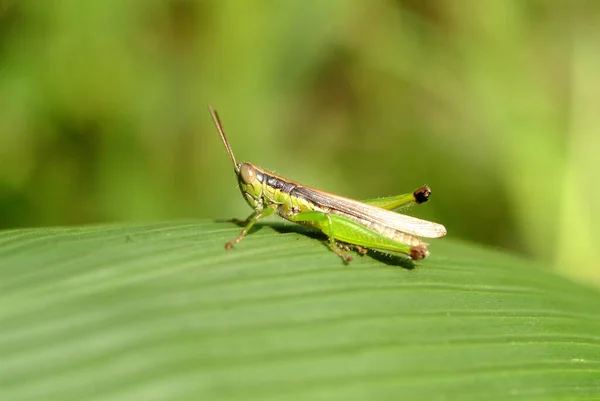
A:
292 211 353 263
329 242 354 263
294 210 430 262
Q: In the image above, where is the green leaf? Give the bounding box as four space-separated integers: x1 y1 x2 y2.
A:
1 220 599 401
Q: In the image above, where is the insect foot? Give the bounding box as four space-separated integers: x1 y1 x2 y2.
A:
410 245 429 260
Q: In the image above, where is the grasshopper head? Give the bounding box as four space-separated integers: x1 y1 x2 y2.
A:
237 162 263 208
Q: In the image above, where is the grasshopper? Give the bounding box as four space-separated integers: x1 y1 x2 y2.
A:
209 106 446 262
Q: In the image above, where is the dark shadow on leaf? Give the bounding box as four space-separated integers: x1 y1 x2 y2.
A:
268 222 323 240
363 250 415 270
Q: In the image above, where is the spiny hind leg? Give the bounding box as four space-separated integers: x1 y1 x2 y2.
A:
291 211 353 263
225 206 276 250
297 211 430 261
292 211 429 262
340 239 427 261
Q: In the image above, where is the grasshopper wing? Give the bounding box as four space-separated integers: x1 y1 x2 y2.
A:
292 186 447 239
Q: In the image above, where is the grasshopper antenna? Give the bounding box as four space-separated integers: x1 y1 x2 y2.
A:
208 105 239 172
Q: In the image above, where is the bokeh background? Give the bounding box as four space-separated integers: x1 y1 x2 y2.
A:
1 1 599 285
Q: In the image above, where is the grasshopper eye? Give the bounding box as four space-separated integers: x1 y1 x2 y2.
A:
239 163 257 184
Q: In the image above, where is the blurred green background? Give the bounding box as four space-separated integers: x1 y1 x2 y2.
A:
0 0 598 285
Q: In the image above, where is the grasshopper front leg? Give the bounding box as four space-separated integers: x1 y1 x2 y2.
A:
226 206 276 250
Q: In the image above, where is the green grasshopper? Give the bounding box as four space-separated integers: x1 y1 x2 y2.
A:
209 106 446 262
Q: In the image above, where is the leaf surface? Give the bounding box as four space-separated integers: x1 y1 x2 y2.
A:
0 220 599 401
